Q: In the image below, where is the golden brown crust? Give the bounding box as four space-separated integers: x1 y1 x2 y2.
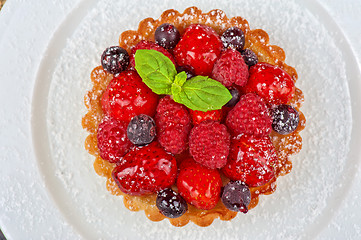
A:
82 6 305 227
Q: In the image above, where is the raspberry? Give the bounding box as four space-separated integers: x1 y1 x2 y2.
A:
222 135 277 187
226 93 272 137
97 116 133 163
129 40 176 68
211 48 249 87
155 96 191 154
189 121 230 169
101 70 159 122
243 62 295 105
173 24 222 76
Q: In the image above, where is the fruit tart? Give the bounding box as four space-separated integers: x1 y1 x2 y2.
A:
82 6 306 227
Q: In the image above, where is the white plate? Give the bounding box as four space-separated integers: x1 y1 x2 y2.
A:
1 0 361 239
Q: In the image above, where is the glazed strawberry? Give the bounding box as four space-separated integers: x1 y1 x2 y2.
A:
97 116 133 163
101 70 159 122
226 93 272 137
177 158 222 210
129 40 176 68
243 62 295 105
189 109 223 125
211 48 249 87
112 142 177 195
222 135 277 187
173 24 222 76
189 121 230 169
155 96 191 154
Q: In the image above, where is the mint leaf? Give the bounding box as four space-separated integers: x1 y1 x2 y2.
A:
171 71 187 96
173 76 232 111
134 49 177 95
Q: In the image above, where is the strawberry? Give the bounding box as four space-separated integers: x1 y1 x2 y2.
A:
221 135 277 187
129 40 176 68
101 70 159 122
112 142 177 196
173 24 222 76
226 93 272 137
243 62 295 105
189 109 223 125
177 158 222 210
97 116 133 163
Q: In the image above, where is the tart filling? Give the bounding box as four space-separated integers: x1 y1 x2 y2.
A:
82 6 306 227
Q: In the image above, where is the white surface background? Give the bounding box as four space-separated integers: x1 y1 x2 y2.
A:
0 0 360 239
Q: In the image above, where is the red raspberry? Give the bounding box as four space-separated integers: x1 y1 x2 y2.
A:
97 117 133 163
155 96 191 154
129 40 176 68
226 93 272 137
243 62 295 105
222 135 277 187
177 158 222 210
189 121 230 169
112 142 177 195
173 24 222 76
189 109 223 125
101 70 159 122
211 49 249 87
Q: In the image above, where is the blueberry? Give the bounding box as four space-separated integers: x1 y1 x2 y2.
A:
176 65 195 79
101 46 129 75
127 114 156 146
155 23 181 49
272 104 299 135
221 27 245 51
156 188 188 218
241 49 258 66
225 87 240 107
221 181 251 213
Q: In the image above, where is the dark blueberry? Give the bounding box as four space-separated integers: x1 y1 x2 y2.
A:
221 27 245 51
155 23 181 49
221 181 251 213
101 46 129 75
272 104 300 135
156 188 188 218
241 48 258 66
127 114 156 146
225 87 240 107
176 65 195 79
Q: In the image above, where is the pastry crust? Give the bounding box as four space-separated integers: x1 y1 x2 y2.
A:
82 6 306 227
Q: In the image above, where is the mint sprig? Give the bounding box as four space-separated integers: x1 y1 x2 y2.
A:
134 49 232 111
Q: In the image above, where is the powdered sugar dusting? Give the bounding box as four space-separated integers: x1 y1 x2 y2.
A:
43 0 352 239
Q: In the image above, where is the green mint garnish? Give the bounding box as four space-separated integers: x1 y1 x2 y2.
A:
134 49 232 111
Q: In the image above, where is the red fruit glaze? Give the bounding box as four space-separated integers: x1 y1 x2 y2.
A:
243 62 295 105
173 24 222 76
101 70 159 122
211 49 249 87
222 135 277 187
97 117 133 163
189 109 223 125
226 93 272 137
177 158 222 210
189 121 230 169
155 96 191 154
112 142 177 195
129 40 176 68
